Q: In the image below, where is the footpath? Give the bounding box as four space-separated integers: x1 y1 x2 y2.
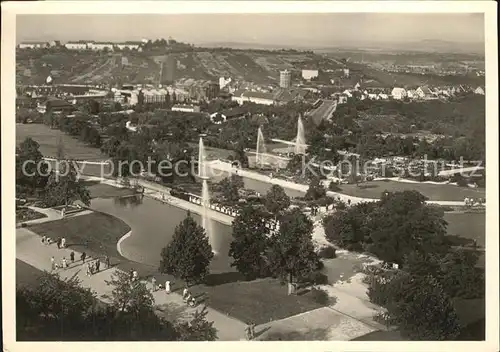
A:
16 215 247 341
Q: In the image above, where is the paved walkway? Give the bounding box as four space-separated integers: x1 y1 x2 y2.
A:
16 223 247 340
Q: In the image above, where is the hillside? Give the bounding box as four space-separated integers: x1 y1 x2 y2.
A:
16 48 344 86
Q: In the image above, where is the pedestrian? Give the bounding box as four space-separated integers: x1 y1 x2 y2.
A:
50 256 55 271
61 237 66 248
86 263 91 277
41 235 46 244
245 324 252 340
95 259 101 273
129 269 134 281
105 255 110 269
182 287 189 300
46 237 52 245
81 252 87 263
70 251 75 263
151 277 157 291
56 237 62 249
165 280 171 294
132 270 138 281
250 323 256 339
62 257 68 270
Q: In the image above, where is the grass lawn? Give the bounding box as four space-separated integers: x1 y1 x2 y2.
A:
16 259 45 288
16 123 106 161
28 212 130 263
16 208 47 222
198 278 324 325
444 212 486 248
83 181 137 199
338 180 485 201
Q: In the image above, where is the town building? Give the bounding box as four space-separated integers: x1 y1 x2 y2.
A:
18 41 49 49
45 99 75 114
415 86 434 99
302 69 319 81
171 104 201 113
114 42 141 51
210 107 248 123
279 70 292 88
406 89 417 99
88 42 114 51
391 87 407 100
65 41 88 50
474 86 485 95
231 90 275 106
219 77 232 89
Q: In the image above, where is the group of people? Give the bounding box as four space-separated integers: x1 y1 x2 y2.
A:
41 235 66 249
464 197 485 207
182 287 197 307
151 276 172 294
86 258 103 277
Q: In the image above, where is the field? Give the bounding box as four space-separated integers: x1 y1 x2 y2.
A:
338 180 485 202
16 123 107 161
444 212 486 248
28 212 131 262
16 259 45 288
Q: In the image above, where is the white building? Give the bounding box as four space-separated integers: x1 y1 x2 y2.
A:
406 89 417 99
301 69 319 81
415 86 434 99
18 41 49 49
378 93 389 100
231 90 275 106
65 41 88 50
474 86 485 95
172 104 200 113
391 87 407 100
219 77 232 89
115 43 141 51
88 42 114 51
279 70 291 88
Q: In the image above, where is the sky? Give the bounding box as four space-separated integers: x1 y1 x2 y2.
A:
17 13 484 47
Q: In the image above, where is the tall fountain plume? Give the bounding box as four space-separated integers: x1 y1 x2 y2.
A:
198 137 216 253
256 126 267 168
294 115 307 155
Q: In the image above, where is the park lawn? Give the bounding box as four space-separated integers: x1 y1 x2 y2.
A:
16 259 45 288
338 180 485 201
84 182 137 199
28 212 130 263
199 278 324 325
16 123 106 161
444 212 486 248
16 208 47 222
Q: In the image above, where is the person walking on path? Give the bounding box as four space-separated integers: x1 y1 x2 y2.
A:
81 252 87 263
151 277 157 292
62 257 68 270
105 255 110 269
41 235 46 244
46 237 52 245
165 280 171 294
95 259 101 273
245 325 252 340
132 270 138 282
182 287 189 301
70 251 75 264
250 323 256 339
86 263 91 277
50 256 55 271
61 237 66 248
56 237 62 249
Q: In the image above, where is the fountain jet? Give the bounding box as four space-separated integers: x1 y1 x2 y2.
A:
294 115 307 155
198 137 217 254
256 126 268 168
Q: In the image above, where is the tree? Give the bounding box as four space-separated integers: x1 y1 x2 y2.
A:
268 208 320 292
175 306 218 341
304 177 326 201
234 144 249 168
367 271 461 340
159 213 214 285
44 161 91 207
213 175 244 205
105 270 154 315
229 205 272 279
264 185 291 215
16 137 49 196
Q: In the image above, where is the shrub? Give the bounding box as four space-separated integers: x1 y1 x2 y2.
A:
309 287 330 305
318 245 336 259
328 182 341 192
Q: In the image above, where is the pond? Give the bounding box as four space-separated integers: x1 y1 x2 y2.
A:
91 196 235 274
